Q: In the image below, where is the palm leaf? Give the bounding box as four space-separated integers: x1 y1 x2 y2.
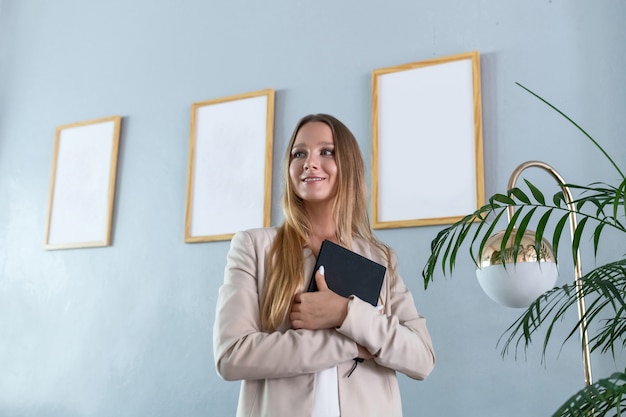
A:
476 209 507 264
551 213 570 261
516 82 625 180
616 178 626 223
552 370 626 417
525 178 546 205
594 222 607 258
498 259 626 360
513 207 538 262
491 192 516 205
535 209 554 258
509 187 532 204
554 190 566 208
571 216 588 265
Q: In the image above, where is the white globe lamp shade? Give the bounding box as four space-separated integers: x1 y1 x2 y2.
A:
475 230 558 308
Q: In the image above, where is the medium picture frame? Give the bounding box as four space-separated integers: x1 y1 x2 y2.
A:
371 51 485 229
185 89 275 242
44 115 122 250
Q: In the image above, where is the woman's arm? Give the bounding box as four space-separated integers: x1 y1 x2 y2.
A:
213 230 358 381
336 253 436 380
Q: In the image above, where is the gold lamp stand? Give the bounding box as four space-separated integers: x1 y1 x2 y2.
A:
476 161 593 387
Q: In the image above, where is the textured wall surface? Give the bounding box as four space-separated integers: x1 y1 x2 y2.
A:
1 1 625 416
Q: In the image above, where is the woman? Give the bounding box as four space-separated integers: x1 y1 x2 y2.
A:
213 114 435 417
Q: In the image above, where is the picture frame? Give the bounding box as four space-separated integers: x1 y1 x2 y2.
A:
44 115 122 250
371 51 484 229
185 89 275 242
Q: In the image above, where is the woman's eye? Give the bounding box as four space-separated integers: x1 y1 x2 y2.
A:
292 150 306 159
321 149 335 156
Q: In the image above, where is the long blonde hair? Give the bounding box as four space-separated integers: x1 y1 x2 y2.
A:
260 114 393 331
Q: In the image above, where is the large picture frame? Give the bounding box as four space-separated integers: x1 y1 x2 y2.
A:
44 116 122 249
371 51 484 229
185 89 275 242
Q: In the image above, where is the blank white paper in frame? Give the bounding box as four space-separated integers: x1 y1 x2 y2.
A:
44 116 121 249
372 51 484 228
185 89 274 242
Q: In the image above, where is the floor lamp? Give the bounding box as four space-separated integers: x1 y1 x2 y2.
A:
475 160 593 387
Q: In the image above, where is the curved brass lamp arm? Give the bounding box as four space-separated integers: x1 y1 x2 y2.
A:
507 160 593 387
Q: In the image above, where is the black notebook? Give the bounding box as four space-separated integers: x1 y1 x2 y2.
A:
307 240 387 306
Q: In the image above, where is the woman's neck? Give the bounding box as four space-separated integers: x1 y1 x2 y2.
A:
304 203 338 255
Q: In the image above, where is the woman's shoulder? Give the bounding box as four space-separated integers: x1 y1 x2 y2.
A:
228 228 279 262
233 227 279 247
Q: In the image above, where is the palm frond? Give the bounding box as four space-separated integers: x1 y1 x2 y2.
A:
421 180 624 285
552 370 626 417
516 82 625 180
498 259 626 360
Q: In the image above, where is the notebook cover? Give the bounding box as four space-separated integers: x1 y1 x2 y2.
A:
307 240 387 306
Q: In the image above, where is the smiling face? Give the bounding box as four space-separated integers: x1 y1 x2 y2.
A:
289 121 338 206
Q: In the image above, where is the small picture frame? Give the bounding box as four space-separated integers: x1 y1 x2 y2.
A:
185 89 275 242
44 116 122 249
371 51 485 228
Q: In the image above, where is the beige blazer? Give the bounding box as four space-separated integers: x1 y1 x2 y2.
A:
213 227 435 417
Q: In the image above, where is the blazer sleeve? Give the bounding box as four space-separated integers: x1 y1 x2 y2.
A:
336 252 436 380
213 230 359 381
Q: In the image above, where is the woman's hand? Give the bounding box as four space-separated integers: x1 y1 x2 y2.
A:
290 266 349 330
356 344 374 360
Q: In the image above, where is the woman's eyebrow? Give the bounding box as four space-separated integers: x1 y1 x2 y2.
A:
292 141 334 149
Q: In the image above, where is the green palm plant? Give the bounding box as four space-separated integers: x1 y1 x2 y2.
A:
422 83 626 417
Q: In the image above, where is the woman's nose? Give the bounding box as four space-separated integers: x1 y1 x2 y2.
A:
303 155 319 170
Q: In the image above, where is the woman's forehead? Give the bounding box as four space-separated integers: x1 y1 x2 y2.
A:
292 122 334 147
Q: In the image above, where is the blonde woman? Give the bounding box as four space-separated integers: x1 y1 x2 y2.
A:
213 114 435 417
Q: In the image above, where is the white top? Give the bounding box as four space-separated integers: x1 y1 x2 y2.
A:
312 366 340 417
311 304 385 417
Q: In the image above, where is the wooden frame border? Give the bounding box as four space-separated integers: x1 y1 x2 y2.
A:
184 89 275 242
44 115 122 249
372 51 484 228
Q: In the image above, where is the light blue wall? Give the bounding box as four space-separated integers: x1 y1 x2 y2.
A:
1 1 625 416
